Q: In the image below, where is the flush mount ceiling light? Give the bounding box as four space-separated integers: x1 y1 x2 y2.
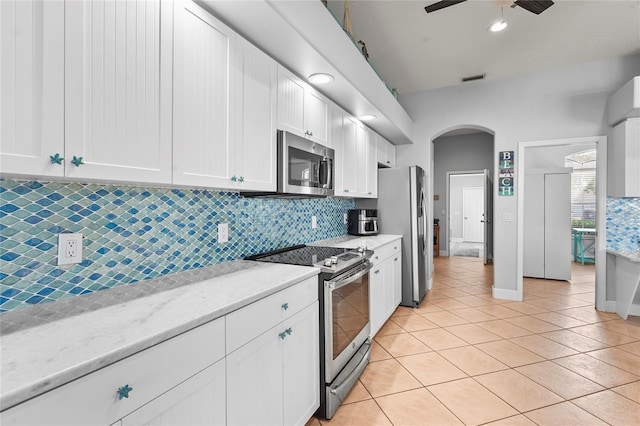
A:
359 114 377 121
489 7 508 32
308 73 334 84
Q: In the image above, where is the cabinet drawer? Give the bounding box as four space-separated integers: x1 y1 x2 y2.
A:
371 240 401 264
1 317 225 426
226 276 318 354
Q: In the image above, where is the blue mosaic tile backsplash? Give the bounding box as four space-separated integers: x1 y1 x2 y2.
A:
606 197 640 252
0 179 354 313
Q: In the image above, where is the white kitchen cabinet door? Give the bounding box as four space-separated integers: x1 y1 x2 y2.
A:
393 252 402 306
610 118 640 197
120 359 226 426
277 66 306 137
234 37 277 191
226 324 283 426
330 104 345 193
355 124 368 196
173 0 236 188
369 261 386 337
277 66 330 146
0 0 65 177
283 302 320 426
304 90 330 146
340 116 358 196
64 0 172 184
365 128 378 198
387 143 396 168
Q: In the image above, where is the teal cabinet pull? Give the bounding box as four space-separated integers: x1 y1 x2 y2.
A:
285 327 292 335
231 175 237 182
374 269 380 274
49 153 64 165
279 331 288 340
344 189 349 193
309 131 313 137
238 176 244 183
375 255 379 260
282 302 289 311
394 257 398 261
117 384 133 400
71 156 84 167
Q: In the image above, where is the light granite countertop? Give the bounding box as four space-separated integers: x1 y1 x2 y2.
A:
606 249 640 263
0 260 319 411
310 234 403 250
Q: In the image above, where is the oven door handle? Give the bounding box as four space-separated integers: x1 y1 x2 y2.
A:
325 262 373 290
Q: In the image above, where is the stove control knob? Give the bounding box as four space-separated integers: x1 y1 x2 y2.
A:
330 256 338 264
324 259 333 267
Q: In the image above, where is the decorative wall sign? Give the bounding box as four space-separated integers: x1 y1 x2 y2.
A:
499 151 514 196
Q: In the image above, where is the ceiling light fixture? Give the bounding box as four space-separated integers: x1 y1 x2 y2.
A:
308 73 334 84
359 114 377 121
489 7 508 32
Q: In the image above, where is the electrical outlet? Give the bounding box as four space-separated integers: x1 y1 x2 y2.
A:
218 223 229 243
57 233 83 266
312 215 317 229
343 213 348 225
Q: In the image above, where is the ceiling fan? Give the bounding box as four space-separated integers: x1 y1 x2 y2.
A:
425 0 554 15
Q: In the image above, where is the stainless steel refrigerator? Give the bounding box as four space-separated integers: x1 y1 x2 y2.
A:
377 166 429 307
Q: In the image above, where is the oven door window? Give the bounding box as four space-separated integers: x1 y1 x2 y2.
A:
331 273 369 361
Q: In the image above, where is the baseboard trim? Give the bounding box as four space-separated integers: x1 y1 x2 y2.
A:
604 300 640 317
492 287 521 301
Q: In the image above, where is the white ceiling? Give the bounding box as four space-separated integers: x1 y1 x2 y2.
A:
326 0 640 95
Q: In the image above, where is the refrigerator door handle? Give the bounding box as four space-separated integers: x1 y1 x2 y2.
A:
420 189 428 255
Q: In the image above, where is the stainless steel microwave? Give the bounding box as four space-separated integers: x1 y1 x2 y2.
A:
279 130 334 197
241 130 334 198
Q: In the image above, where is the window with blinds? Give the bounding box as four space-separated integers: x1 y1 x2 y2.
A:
565 150 596 229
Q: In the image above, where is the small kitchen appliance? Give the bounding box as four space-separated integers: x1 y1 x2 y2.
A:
245 244 373 419
347 209 379 236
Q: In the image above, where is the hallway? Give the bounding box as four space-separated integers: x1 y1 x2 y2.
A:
312 257 640 425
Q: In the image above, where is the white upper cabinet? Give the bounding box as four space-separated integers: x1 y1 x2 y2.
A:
339 116 358 196
609 117 640 197
65 0 172 184
335 115 377 198
0 0 65 177
377 135 396 168
172 0 235 188
233 37 278 191
330 103 345 193
277 66 330 146
365 126 378 198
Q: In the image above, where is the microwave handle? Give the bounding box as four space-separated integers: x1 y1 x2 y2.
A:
321 157 332 189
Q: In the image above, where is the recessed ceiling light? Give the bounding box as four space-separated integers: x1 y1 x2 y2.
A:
359 114 377 121
308 73 334 84
489 19 507 32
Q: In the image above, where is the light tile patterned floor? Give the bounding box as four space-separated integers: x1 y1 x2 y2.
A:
308 257 640 426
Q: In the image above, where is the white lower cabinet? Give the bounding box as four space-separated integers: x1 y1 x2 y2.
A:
118 359 226 426
369 240 402 337
226 299 319 426
0 317 226 426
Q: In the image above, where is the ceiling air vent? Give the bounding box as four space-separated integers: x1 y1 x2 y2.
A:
461 74 486 83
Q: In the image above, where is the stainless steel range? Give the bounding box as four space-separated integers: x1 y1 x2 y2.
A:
246 244 373 419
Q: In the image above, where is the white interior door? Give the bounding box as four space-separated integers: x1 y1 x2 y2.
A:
462 187 484 243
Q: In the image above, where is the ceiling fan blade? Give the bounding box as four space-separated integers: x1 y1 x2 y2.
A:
424 0 467 14
513 0 554 15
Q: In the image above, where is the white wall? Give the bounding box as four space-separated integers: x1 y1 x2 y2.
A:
397 55 640 295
